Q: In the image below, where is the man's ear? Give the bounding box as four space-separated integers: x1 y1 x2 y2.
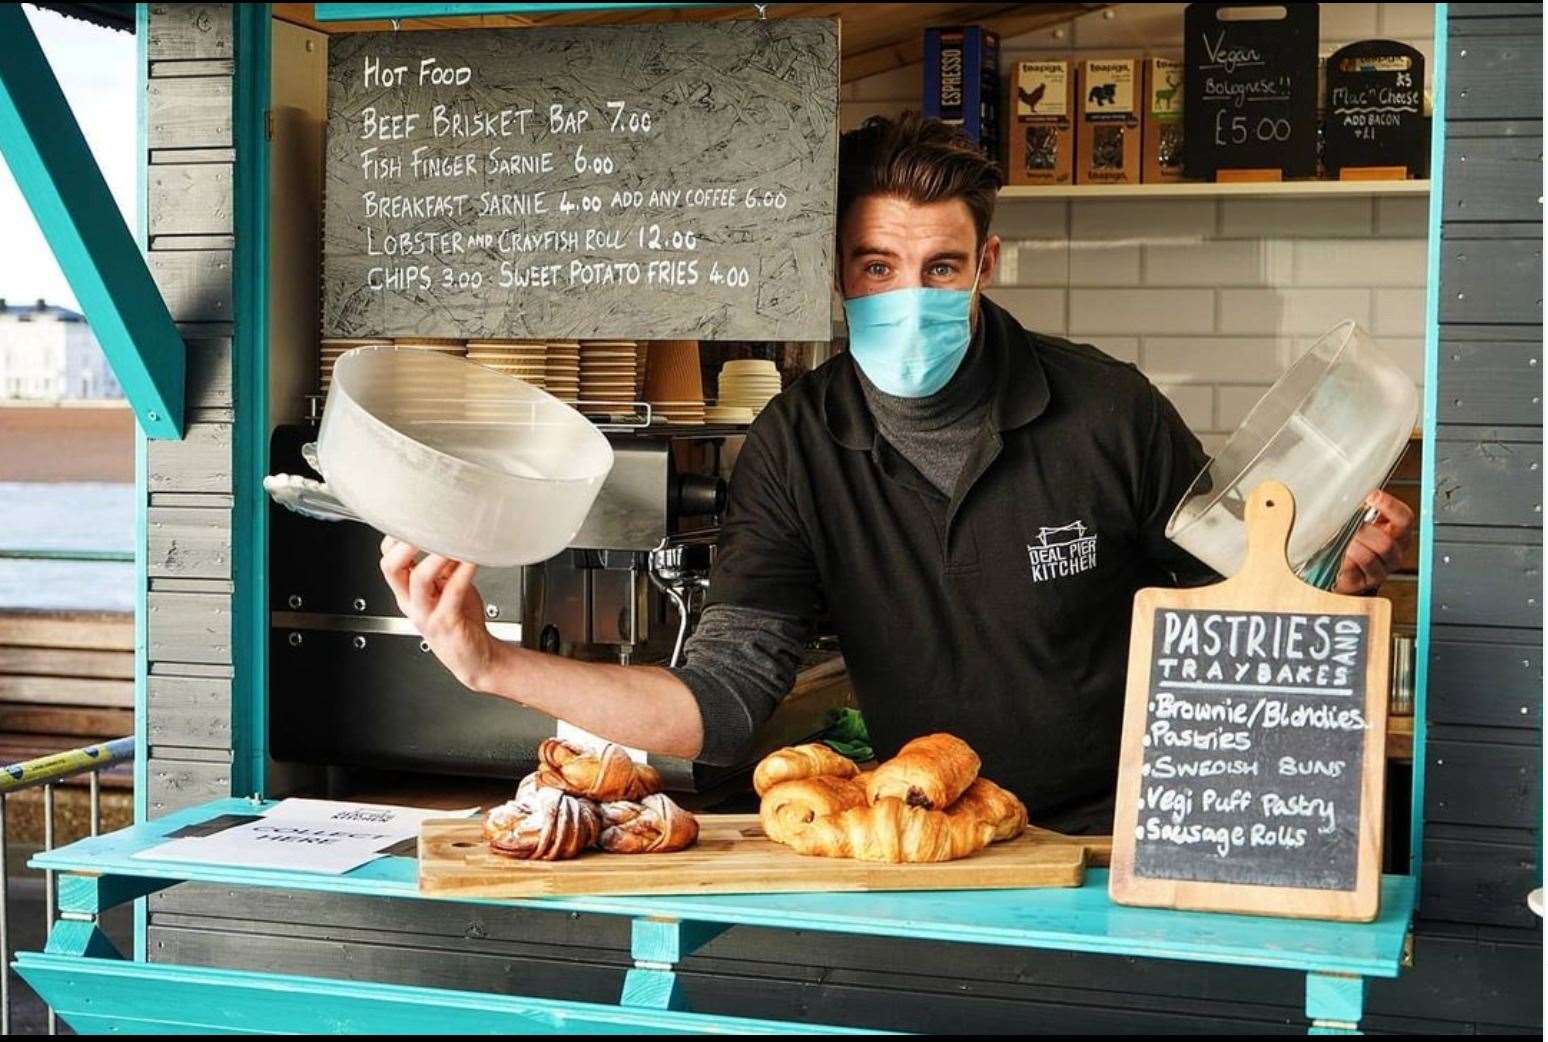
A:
980 234 1002 287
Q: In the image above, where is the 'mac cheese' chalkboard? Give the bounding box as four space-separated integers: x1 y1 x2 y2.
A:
322 20 839 341
1183 3 1319 179
1111 482 1390 922
1324 40 1427 178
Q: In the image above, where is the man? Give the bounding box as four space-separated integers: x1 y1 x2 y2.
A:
380 114 1413 833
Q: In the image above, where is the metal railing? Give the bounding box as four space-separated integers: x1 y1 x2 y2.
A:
0 549 134 563
0 737 134 1035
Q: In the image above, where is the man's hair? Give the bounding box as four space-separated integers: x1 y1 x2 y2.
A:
837 112 1004 252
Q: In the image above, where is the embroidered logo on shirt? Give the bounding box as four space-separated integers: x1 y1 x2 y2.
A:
1027 521 1098 582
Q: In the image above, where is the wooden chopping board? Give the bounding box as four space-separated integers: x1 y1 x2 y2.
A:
419 814 1101 898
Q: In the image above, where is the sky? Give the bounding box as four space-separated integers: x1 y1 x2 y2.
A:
0 6 137 312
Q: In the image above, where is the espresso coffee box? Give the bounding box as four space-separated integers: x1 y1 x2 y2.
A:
923 27 1002 166
1143 57 1185 182
1007 59 1074 186
1076 56 1141 184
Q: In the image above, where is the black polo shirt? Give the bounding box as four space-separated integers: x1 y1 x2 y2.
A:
708 296 1214 829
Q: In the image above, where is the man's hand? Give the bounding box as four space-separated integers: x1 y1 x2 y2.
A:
379 536 501 690
1333 490 1415 595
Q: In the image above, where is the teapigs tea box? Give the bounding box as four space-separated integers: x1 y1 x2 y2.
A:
1007 59 1074 186
1143 57 1185 182
1077 56 1141 184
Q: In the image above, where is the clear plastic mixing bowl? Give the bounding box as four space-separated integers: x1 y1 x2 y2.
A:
1165 321 1419 583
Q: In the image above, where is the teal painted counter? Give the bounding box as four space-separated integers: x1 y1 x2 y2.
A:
20 797 1416 1033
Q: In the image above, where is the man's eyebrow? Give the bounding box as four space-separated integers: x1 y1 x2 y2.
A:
848 243 899 259
925 250 971 264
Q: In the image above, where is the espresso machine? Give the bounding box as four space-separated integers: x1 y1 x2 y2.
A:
267 421 847 798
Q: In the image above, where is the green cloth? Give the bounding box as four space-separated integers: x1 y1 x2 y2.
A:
820 707 873 763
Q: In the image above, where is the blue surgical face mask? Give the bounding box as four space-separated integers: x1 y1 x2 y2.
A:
843 256 984 398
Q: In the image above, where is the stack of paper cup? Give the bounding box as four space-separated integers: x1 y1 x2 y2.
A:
320 338 390 394
545 341 581 402
714 359 781 420
579 341 639 408
466 341 548 387
644 340 705 425
392 337 468 359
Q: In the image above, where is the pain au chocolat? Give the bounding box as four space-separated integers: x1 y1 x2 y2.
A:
754 734 1028 864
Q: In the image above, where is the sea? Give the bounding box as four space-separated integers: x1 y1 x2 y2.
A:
0 482 135 612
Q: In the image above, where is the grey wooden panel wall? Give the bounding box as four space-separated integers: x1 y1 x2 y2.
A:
1417 6 1544 1023
143 2 236 819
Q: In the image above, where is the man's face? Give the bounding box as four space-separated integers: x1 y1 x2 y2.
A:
838 195 1001 315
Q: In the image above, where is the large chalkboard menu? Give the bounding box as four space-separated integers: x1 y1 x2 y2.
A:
1183 3 1319 179
322 21 839 341
1112 482 1389 922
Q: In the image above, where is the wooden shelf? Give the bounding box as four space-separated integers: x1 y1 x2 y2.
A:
1386 714 1414 762
999 180 1430 201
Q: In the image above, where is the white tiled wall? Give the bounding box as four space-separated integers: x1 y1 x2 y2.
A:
841 4 1435 451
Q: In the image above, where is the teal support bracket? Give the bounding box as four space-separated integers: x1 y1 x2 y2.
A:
58 873 178 916
44 920 124 961
313 3 728 20
0 5 185 439
620 917 732 1011
1305 972 1366 1035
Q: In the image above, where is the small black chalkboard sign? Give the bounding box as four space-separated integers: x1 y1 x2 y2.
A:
1324 40 1427 178
1111 482 1390 922
1183 2 1320 179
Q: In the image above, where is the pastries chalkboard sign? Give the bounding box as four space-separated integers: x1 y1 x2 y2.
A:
322 20 839 341
1183 3 1319 179
1111 482 1389 922
1324 40 1427 178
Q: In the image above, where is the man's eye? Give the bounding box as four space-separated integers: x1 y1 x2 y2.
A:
864 262 889 277
928 264 955 278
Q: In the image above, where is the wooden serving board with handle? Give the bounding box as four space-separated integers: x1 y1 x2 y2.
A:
419 814 1100 898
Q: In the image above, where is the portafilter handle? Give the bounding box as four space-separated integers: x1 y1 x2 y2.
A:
672 473 727 518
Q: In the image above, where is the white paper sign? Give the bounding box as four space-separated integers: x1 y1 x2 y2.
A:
134 799 477 875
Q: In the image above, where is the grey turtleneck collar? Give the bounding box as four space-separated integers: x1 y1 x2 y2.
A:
853 315 996 496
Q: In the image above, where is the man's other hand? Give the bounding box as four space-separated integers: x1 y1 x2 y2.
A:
1334 489 1416 595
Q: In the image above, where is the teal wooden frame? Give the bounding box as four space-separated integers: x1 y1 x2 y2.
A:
0 4 185 439
1410 2 1448 881
96 1 1451 1032
312 2 730 20
20 796 1416 1034
230 2 272 803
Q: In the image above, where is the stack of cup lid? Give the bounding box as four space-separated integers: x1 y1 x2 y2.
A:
545 340 581 402
579 341 639 409
466 340 548 387
715 358 782 419
319 338 390 394
643 340 705 425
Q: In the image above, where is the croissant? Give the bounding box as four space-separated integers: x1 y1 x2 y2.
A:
752 743 859 797
484 785 602 860
949 778 1028 842
759 775 869 846
781 796 996 863
863 733 980 809
536 738 663 801
597 793 700 854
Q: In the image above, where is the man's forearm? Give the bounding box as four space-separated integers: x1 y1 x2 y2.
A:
470 643 705 759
